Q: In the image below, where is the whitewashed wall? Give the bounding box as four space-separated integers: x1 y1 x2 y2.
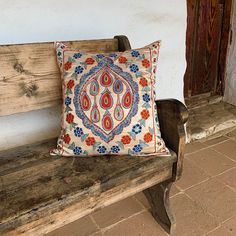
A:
0 0 187 150
224 0 236 106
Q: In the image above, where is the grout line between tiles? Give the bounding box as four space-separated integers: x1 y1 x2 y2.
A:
132 195 147 210
185 145 210 155
100 209 147 233
177 165 236 193
205 214 236 236
89 230 104 236
201 138 230 147
89 215 101 230
209 145 236 163
176 177 211 192
204 224 222 236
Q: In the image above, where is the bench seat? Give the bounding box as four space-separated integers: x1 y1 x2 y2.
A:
0 139 176 235
0 36 188 235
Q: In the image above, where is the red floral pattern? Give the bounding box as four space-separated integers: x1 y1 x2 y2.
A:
85 137 96 146
66 113 74 124
121 135 131 145
144 133 152 143
64 61 72 71
142 59 150 68
67 80 75 89
118 56 127 64
85 58 95 65
63 134 71 144
139 77 148 87
141 109 150 120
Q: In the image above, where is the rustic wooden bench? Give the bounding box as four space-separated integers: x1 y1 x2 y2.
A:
0 36 188 235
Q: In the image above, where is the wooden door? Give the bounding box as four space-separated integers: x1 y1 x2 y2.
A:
184 0 232 98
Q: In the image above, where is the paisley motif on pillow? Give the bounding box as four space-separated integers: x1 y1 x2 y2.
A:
52 41 170 156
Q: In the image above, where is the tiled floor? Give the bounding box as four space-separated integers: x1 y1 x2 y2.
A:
47 128 236 236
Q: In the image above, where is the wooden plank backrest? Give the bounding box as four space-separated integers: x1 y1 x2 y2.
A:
0 37 130 116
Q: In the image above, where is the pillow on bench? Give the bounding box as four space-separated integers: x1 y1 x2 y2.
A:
51 41 170 157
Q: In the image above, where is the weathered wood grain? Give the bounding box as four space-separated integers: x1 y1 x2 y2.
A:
0 39 118 116
0 139 176 235
0 35 189 235
144 180 176 234
114 35 131 51
155 99 188 180
190 0 223 95
184 0 198 97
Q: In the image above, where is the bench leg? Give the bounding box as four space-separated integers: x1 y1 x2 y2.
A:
143 180 176 234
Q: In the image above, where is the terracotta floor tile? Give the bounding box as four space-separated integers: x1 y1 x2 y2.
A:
202 136 229 147
212 140 236 161
215 167 236 190
207 216 236 236
186 179 236 222
185 142 207 154
186 147 235 176
103 211 167 236
46 216 98 236
91 197 143 228
170 193 218 236
176 158 209 190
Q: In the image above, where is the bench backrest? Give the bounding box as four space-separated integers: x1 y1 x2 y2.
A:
0 36 131 116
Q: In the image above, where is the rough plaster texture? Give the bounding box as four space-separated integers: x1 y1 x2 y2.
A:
0 0 187 150
224 0 236 106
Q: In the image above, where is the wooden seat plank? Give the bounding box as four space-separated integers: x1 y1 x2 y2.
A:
0 139 176 235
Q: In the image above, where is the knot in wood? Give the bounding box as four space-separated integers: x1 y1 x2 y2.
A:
14 62 24 73
19 82 39 97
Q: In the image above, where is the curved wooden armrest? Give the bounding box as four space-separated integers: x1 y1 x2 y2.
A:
155 99 189 180
156 99 189 125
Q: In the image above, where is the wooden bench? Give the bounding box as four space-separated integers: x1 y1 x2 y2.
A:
0 36 188 235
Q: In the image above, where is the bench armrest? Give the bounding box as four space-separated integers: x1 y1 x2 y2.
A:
155 99 189 180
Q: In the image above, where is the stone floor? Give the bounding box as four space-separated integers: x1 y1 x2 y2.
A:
46 128 236 236
186 101 236 142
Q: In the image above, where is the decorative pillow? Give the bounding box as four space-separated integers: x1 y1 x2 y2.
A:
51 41 170 157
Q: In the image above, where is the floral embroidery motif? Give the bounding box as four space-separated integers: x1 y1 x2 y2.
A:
52 41 170 156
74 58 139 143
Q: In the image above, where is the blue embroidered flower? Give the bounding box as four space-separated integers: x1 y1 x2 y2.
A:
73 53 82 59
97 146 107 154
142 93 150 103
131 50 140 57
132 124 142 134
65 97 71 106
130 64 139 73
133 144 142 153
111 145 120 154
96 54 104 59
109 53 117 58
73 146 82 155
75 66 84 74
74 127 84 137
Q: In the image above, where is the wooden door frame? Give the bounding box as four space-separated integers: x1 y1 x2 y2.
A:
184 0 233 98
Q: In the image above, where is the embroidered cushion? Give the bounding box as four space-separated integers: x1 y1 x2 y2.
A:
52 41 170 156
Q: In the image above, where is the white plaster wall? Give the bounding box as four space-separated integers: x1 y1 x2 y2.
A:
0 0 187 150
224 0 236 106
